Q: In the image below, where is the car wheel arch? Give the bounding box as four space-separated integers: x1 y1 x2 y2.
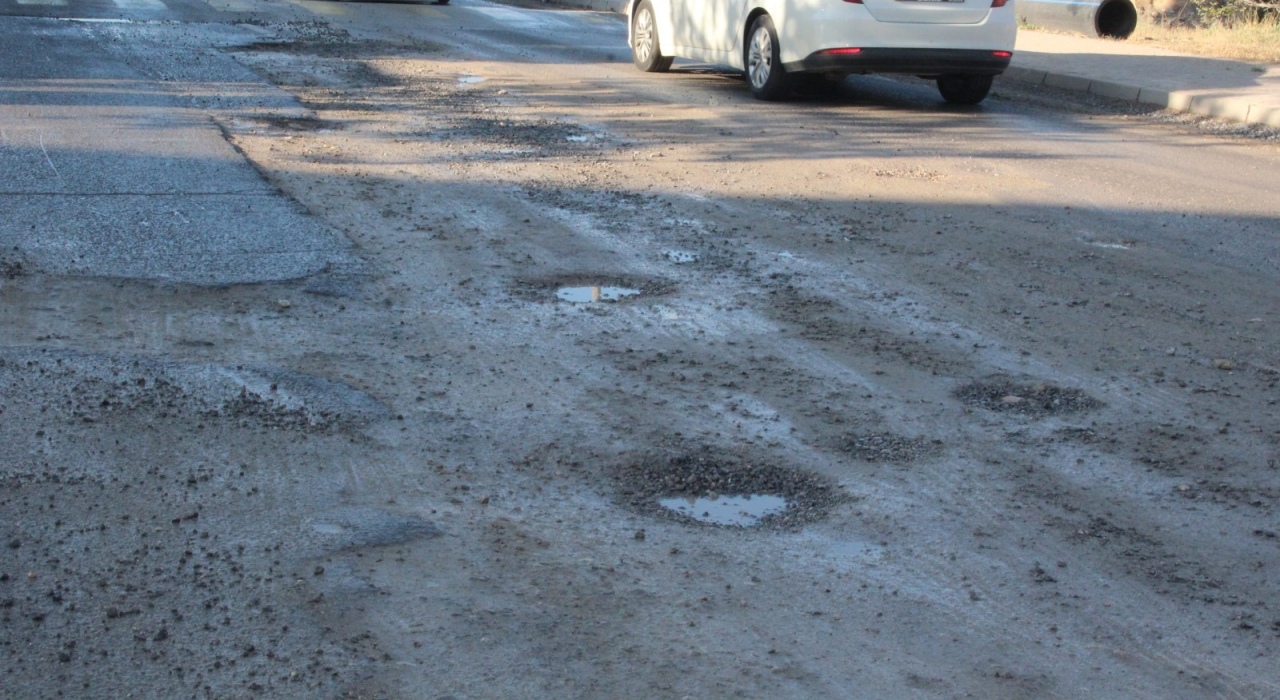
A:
741 8 771 66
630 0 675 52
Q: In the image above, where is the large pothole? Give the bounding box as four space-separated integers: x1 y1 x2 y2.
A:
617 449 843 528
955 377 1103 417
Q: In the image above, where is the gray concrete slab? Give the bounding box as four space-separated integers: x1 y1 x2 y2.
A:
0 18 359 285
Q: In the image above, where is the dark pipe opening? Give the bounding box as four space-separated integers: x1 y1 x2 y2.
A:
1095 0 1138 39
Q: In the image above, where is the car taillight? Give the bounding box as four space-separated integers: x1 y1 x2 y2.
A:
843 0 863 4
821 48 863 55
991 0 1008 6
992 50 1012 58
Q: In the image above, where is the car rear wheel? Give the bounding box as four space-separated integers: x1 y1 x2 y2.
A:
745 15 788 101
632 1 673 73
936 74 994 105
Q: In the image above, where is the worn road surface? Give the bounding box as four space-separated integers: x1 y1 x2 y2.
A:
2 0 1279 698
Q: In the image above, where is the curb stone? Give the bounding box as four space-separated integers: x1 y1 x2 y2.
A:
1002 68 1280 128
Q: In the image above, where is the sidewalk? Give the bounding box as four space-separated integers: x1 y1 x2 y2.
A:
1006 30 1280 127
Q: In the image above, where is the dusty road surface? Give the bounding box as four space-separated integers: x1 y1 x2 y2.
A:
2 0 1279 697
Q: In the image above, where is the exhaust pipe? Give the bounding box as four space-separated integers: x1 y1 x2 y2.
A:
1017 0 1140 39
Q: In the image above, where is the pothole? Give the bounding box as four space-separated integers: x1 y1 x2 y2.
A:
458 119 597 154
658 494 788 526
555 286 641 303
516 275 670 303
618 449 844 528
841 432 940 463
955 378 1103 417
256 115 338 132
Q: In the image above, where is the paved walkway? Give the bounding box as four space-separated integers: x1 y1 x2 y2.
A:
1008 30 1280 127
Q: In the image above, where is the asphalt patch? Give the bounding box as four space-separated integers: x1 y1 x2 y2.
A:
955 378 1103 417
617 448 844 529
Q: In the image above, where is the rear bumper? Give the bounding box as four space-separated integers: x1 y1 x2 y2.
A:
785 48 1011 76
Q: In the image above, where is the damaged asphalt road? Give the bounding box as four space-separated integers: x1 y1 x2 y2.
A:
2 1 1279 698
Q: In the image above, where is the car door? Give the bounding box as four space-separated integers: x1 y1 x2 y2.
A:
670 0 702 50
706 0 750 57
672 0 748 54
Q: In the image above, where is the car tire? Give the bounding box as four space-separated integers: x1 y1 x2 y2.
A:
632 1 673 73
433 0 449 5
745 15 788 101
936 74 994 105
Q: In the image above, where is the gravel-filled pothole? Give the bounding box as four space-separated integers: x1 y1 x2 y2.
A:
840 432 941 463
955 378 1103 417
617 449 844 528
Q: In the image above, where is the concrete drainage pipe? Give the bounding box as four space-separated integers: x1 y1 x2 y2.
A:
1017 0 1140 40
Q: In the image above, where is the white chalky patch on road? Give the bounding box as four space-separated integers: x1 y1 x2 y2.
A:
287 0 348 16
204 0 259 10
111 0 166 9
471 6 569 28
1086 241 1133 250
470 6 535 23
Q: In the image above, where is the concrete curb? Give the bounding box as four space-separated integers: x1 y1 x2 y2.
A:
1002 65 1280 129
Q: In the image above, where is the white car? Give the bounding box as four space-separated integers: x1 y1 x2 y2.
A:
626 0 1017 104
